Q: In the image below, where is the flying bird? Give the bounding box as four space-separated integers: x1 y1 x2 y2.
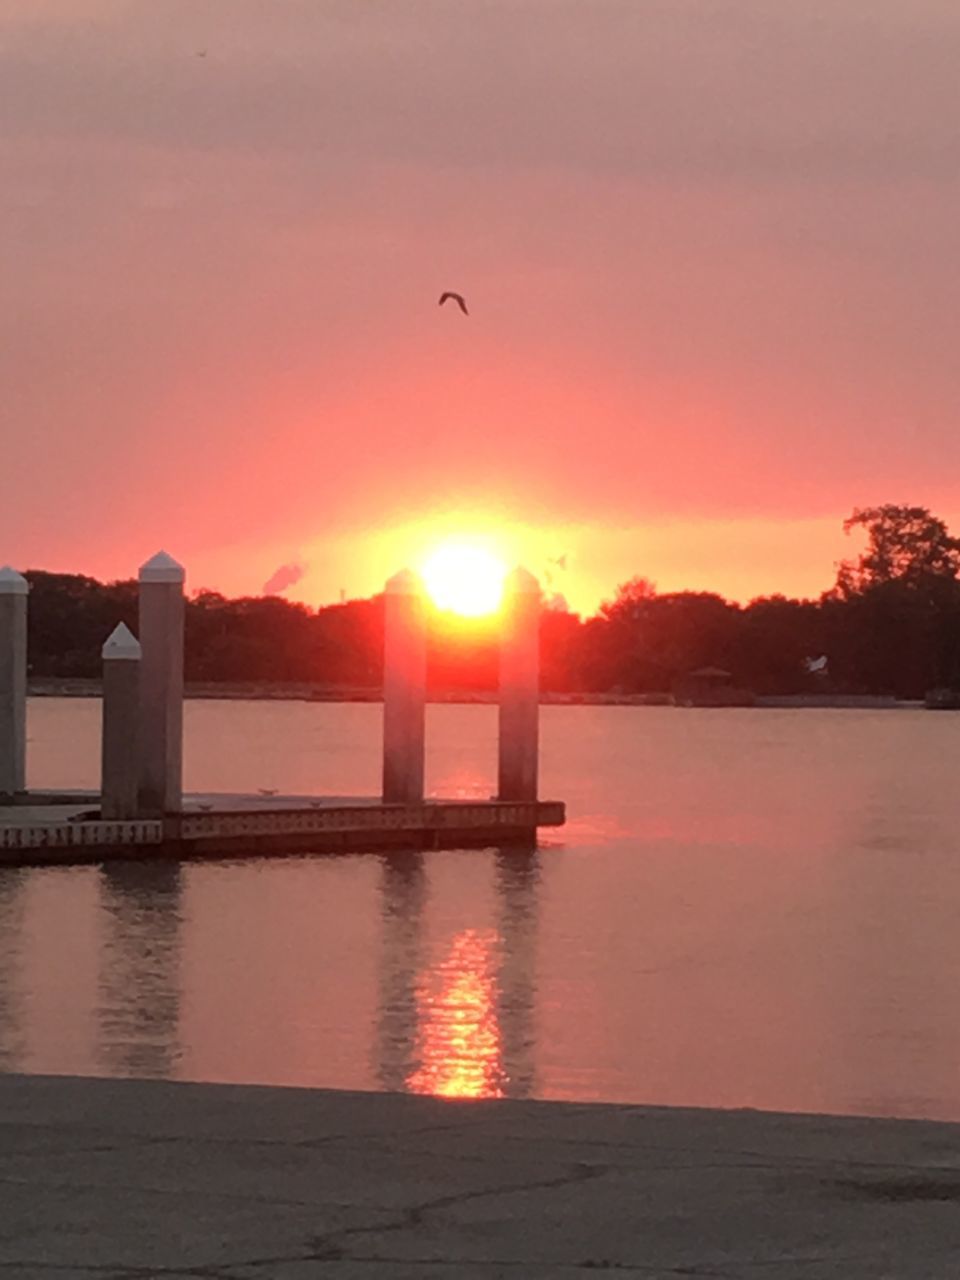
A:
439 291 469 315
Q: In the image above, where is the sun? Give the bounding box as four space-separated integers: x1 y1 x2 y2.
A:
421 544 507 617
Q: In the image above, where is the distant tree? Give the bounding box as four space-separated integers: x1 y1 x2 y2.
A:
185 593 317 683
835 505 960 598
312 596 384 686
598 576 657 622
26 572 137 677
583 581 741 693
741 595 822 694
830 506 960 696
539 602 583 692
639 592 742 690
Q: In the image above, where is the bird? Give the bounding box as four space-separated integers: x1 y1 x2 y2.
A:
439 291 469 315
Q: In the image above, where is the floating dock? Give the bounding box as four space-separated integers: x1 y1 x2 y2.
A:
1 553 566 866
0 792 565 866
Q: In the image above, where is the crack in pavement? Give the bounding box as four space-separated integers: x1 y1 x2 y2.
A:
0 1265 221 1278
483 1131 960 1173
171 1161 614 1276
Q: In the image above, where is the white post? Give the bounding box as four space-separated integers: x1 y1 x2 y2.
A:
101 623 141 820
498 567 540 802
382 569 426 803
0 567 28 799
138 552 184 816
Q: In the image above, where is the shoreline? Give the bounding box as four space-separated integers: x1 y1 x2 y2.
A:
26 679 920 709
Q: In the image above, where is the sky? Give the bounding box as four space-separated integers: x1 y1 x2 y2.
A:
4 0 960 615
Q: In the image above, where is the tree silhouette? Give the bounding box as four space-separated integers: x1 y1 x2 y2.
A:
835 505 960 597
21 504 960 700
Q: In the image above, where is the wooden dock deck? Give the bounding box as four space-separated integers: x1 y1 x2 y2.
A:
0 792 565 866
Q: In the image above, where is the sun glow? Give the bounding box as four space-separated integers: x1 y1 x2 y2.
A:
421 544 507 617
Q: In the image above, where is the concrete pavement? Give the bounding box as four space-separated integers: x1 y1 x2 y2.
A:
2 1073 960 1277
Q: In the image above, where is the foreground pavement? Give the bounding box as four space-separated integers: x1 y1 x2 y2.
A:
2 1075 960 1277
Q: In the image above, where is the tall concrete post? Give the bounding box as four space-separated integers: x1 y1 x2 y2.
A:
138 552 185 816
498 567 540 802
101 623 141 820
382 569 426 804
0 567 28 799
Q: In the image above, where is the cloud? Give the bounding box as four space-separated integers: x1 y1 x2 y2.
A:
262 560 306 596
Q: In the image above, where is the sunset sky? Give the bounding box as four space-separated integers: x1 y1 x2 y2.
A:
4 0 960 615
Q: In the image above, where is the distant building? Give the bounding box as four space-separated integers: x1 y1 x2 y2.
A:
674 666 755 708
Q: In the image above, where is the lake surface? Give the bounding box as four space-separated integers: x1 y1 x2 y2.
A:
3 698 960 1120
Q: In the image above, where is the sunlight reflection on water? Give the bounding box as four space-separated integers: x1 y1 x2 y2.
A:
407 929 505 1100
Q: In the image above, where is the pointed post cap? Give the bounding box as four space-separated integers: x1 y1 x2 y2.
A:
503 566 540 594
0 566 28 595
102 622 142 661
139 550 185 584
385 568 424 595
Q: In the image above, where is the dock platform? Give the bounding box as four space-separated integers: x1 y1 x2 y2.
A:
0 792 565 866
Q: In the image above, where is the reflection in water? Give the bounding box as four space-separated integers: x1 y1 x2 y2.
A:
0 871 26 1071
375 853 427 1092
23 701 960 1119
98 862 184 1079
376 847 540 1101
494 850 539 1098
408 928 505 1099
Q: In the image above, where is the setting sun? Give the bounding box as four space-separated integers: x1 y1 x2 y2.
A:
421 544 507 617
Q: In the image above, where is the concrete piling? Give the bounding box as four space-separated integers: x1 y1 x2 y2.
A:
498 567 540 802
382 569 426 803
138 552 185 816
101 623 141 820
0 567 28 799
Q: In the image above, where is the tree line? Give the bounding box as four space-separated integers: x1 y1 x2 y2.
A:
23 506 960 700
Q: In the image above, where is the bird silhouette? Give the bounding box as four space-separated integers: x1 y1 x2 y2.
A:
439 291 469 315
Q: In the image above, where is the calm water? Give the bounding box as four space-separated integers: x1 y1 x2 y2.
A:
3 698 960 1119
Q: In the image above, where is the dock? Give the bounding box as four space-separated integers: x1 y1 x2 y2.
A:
0 553 566 864
0 792 565 866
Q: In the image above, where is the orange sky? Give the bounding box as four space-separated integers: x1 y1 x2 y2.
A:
4 1 960 615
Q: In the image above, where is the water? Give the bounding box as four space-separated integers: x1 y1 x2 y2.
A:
3 698 960 1120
